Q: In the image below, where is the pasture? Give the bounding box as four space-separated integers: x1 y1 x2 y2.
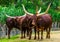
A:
0 31 60 42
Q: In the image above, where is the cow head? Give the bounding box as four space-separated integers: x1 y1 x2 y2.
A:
22 4 41 26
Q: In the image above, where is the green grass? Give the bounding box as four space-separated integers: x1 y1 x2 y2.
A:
0 35 19 42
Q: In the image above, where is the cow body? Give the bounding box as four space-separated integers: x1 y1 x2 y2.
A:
21 14 37 39
6 16 26 39
37 14 52 28
34 14 52 39
21 3 52 40
5 13 35 39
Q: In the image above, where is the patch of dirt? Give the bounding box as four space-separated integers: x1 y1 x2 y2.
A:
13 31 60 42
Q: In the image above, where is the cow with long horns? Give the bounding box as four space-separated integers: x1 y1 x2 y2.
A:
22 4 37 39
22 4 42 40
33 3 52 40
22 3 52 40
5 14 28 39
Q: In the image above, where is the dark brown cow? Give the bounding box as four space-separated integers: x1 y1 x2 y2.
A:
34 3 52 40
5 6 36 39
5 4 36 39
22 4 42 40
5 14 27 39
22 3 52 40
36 14 52 39
22 4 39 40
20 14 32 39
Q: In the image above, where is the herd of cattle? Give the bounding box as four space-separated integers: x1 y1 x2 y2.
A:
5 3 52 40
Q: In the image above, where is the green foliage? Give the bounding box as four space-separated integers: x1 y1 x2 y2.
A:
0 0 60 24
0 5 24 24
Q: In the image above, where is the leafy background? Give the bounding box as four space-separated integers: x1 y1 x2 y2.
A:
0 0 60 24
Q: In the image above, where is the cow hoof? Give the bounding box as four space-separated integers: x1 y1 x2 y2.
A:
34 37 36 40
41 37 43 40
21 37 23 39
46 37 50 39
29 38 31 40
38 38 40 40
24 36 26 38
27 35 29 37
46 36 50 39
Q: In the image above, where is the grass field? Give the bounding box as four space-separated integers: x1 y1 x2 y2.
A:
0 31 60 42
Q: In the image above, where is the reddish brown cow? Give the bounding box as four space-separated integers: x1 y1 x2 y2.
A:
34 3 52 40
20 14 32 39
5 14 27 39
36 14 52 39
22 4 44 40
5 7 36 39
22 4 38 39
22 3 52 40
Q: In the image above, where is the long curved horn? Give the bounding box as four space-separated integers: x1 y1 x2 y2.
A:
40 3 51 14
22 4 33 15
5 14 15 18
37 7 41 13
36 7 42 16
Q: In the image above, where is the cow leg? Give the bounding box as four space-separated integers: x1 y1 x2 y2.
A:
48 28 50 39
37 30 39 40
24 30 26 38
46 28 48 38
34 27 36 40
27 28 29 37
21 30 23 39
29 28 32 40
8 28 11 39
46 27 51 39
41 29 43 40
6 28 7 35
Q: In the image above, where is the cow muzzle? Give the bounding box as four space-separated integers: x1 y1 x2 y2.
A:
32 20 35 25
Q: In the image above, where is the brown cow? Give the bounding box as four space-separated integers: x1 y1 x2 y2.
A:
36 14 52 40
5 14 27 39
22 4 41 40
22 4 34 39
5 4 37 39
35 3 52 40
22 3 52 40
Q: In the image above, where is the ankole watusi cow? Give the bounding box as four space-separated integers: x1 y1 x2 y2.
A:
5 4 39 39
22 4 41 39
5 14 28 39
34 3 52 40
22 3 52 40
21 4 39 39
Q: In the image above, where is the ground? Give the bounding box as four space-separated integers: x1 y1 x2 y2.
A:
0 31 60 42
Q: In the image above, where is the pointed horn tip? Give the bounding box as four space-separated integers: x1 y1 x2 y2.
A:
40 3 51 14
22 4 24 6
37 7 41 13
39 7 41 10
